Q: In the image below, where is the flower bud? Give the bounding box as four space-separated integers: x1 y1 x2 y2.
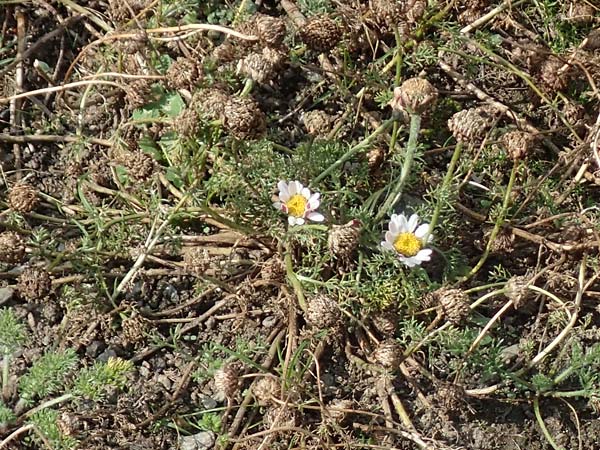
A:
389 77 438 115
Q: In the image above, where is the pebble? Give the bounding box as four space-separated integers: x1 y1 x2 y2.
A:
178 431 215 450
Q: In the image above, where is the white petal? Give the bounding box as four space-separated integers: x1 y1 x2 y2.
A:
414 223 430 239
385 231 397 244
415 249 432 261
389 219 399 234
295 217 305 225
288 181 298 195
307 212 324 222
301 187 311 200
307 193 320 209
279 192 290 202
273 201 282 210
397 214 408 232
288 216 297 226
407 214 419 233
277 180 289 195
292 181 303 195
401 256 422 267
381 241 394 251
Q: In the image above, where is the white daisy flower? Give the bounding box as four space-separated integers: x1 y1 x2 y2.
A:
273 180 325 226
381 213 433 267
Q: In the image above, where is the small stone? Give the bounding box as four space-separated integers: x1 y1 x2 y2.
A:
178 431 216 450
0 286 15 305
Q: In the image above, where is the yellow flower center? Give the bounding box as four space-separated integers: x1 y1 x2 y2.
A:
286 194 308 217
393 232 421 257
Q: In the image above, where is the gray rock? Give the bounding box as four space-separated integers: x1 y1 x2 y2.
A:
178 431 216 450
0 286 15 305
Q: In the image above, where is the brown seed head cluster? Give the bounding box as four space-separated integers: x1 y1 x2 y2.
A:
174 108 200 140
0 231 26 264
195 88 229 119
447 106 497 144
372 339 402 369
125 79 153 110
563 1 596 24
390 77 438 115
252 376 280 406
302 110 334 137
326 399 353 423
183 247 211 276
428 288 470 325
299 16 342 53
505 276 531 309
435 382 466 416
167 57 203 90
371 309 398 337
8 182 38 213
539 56 569 92
261 256 286 282
328 220 361 266
121 314 148 344
306 294 340 329
256 14 287 47
501 130 537 161
117 150 155 181
263 405 298 429
223 96 267 140
237 47 286 83
214 364 239 399
17 267 52 301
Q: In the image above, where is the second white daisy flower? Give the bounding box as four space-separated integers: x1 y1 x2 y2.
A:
274 180 325 226
381 213 433 267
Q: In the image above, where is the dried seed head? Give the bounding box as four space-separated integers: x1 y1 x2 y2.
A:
429 288 470 325
372 339 402 369
505 276 531 309
367 147 386 172
167 57 203 90
501 130 537 161
299 16 342 53
125 79 153 110
583 29 600 51
120 150 155 181
435 382 466 416
252 376 280 406
263 405 298 429
174 108 200 140
0 231 26 264
256 14 287 47
328 220 361 262
563 2 595 24
261 256 286 282
302 110 334 137
8 182 38 213
371 309 398 337
237 47 286 83
214 364 239 399
195 88 229 120
539 56 569 92
223 96 267 140
447 106 496 144
371 0 404 28
184 247 211 275
212 42 238 64
390 77 438 115
17 267 52 301
326 399 353 423
486 226 515 254
121 314 148 344
306 294 340 329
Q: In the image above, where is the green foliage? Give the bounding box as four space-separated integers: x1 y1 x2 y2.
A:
0 400 15 424
29 409 77 450
19 350 79 405
72 357 133 401
297 0 333 16
0 308 26 356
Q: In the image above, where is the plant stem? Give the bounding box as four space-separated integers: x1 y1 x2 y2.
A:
1 356 9 402
284 244 307 314
463 160 518 280
533 397 565 450
375 113 422 222
313 117 395 185
426 142 463 241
